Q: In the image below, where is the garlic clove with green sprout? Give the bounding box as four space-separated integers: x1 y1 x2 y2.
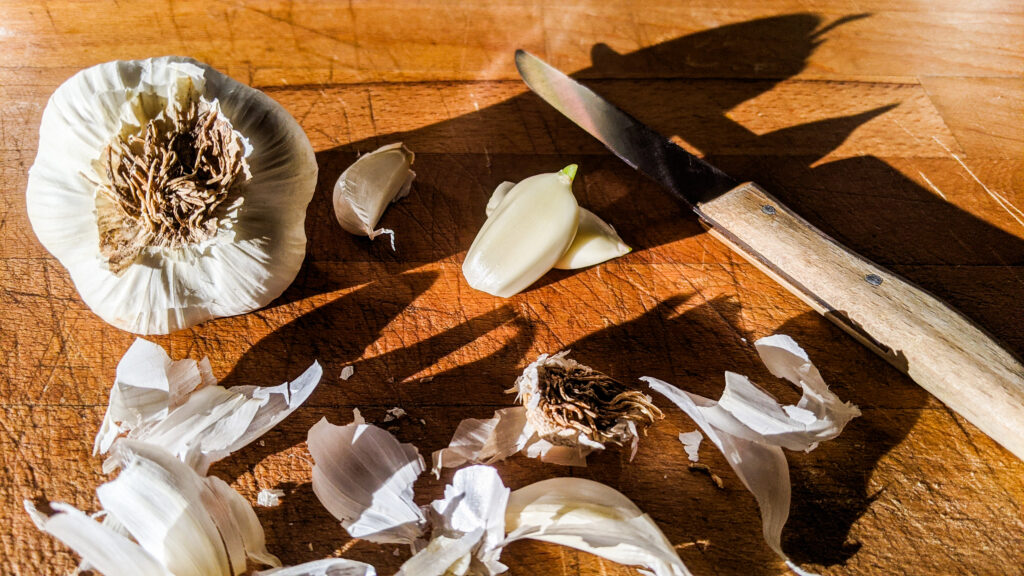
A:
333 143 415 248
485 179 630 271
25 57 317 334
463 165 580 297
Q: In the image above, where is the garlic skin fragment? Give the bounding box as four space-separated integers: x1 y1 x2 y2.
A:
644 334 859 576
552 208 631 270
333 143 415 246
27 440 281 576
94 338 323 474
256 559 377 576
307 416 427 545
504 477 692 576
399 466 510 576
26 57 318 334
462 166 580 297
257 488 286 507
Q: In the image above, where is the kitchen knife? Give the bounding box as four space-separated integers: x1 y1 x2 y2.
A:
515 49 1024 461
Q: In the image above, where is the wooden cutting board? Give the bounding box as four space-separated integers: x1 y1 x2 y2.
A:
2 1 1023 574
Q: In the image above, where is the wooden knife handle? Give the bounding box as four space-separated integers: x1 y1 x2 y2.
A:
696 181 1024 460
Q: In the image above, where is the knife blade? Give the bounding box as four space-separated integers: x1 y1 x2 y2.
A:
515 49 1024 461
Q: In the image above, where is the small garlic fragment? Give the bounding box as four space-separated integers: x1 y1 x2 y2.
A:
552 208 631 270
257 488 285 507
333 143 415 247
462 166 580 297
678 430 703 462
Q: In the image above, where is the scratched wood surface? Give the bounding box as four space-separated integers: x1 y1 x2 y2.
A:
2 1 1024 575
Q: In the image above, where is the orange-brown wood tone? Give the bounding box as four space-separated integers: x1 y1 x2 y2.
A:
2 2 1023 575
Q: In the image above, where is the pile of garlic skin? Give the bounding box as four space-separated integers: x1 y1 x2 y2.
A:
463 165 631 297
26 57 318 335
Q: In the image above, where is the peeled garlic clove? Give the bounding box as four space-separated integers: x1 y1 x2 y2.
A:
463 165 580 297
26 57 318 334
333 143 415 245
256 559 377 576
552 208 631 270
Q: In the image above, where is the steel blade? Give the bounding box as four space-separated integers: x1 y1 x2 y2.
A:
515 49 737 206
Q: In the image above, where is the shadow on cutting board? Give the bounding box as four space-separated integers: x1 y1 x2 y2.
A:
226 11 1023 572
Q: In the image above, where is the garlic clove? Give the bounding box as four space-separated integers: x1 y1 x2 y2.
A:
504 477 692 576
552 208 631 270
333 143 415 246
26 57 318 334
24 501 172 576
463 165 580 297
307 416 426 545
99 440 280 576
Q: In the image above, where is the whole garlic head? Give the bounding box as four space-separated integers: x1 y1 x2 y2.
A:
26 57 317 334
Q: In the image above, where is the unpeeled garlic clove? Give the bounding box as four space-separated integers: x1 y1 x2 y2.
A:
462 166 580 297
333 143 415 247
552 208 631 270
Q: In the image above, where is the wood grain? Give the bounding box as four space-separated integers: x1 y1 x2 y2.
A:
1 1 1023 575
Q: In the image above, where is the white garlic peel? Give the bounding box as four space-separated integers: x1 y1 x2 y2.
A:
552 208 631 270
644 334 860 576
333 143 415 247
399 465 510 576
26 57 317 334
504 477 692 576
307 416 427 545
27 440 281 576
256 559 377 576
94 338 323 475
463 166 580 297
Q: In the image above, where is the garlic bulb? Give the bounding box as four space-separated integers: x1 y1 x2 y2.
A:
463 166 580 297
26 56 317 334
333 143 415 246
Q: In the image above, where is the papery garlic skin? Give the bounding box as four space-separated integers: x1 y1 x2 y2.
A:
504 478 692 576
307 416 427 545
333 143 415 245
644 334 859 576
552 208 631 270
462 167 580 297
26 57 317 334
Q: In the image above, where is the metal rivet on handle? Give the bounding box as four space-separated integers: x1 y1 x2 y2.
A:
761 205 776 215
865 274 883 286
